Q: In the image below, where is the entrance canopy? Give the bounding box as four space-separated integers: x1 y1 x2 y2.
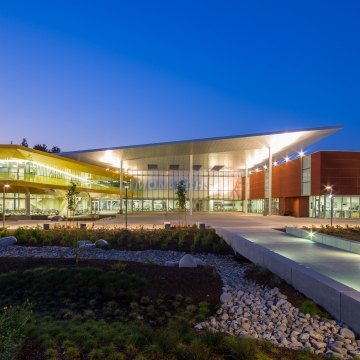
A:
62 126 341 172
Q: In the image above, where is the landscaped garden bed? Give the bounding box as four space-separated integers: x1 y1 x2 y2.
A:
1 227 359 359
304 225 360 242
1 227 233 254
0 257 327 360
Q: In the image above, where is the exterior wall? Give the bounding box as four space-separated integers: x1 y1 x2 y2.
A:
249 171 265 199
279 197 308 217
317 152 360 196
272 158 302 198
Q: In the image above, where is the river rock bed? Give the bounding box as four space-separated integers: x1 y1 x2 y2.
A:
0 245 359 358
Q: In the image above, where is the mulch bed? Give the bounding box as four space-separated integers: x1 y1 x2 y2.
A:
0 257 222 307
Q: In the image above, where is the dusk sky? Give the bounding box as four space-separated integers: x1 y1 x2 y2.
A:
0 1 359 152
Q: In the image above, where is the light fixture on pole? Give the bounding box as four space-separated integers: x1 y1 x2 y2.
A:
325 185 334 226
124 181 129 230
2 184 10 229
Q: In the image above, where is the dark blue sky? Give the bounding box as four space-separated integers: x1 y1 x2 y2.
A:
0 1 359 152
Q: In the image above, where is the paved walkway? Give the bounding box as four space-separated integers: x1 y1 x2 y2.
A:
218 227 360 292
4 212 360 230
215 226 360 334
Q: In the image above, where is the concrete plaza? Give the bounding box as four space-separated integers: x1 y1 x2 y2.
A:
3 212 360 230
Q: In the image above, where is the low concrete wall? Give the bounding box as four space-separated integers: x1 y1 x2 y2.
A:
216 227 360 335
285 226 360 255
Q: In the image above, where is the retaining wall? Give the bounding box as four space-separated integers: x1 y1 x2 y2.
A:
285 227 360 255
216 227 360 335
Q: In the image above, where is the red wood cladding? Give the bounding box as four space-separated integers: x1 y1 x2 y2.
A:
240 152 360 206
249 171 265 199
272 158 302 198
279 196 309 217
245 158 302 200
312 151 360 196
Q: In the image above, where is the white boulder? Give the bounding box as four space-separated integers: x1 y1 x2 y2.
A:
95 239 109 249
179 254 197 268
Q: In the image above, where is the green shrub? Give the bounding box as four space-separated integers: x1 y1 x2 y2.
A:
178 231 186 248
63 346 81 360
88 348 105 360
223 336 258 360
45 348 58 360
0 303 32 360
300 300 328 318
0 228 8 237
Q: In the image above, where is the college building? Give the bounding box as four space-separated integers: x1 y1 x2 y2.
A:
1 126 359 219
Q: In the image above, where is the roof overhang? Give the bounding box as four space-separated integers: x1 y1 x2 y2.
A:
60 126 342 172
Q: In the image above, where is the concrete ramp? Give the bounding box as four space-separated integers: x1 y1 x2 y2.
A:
216 227 360 334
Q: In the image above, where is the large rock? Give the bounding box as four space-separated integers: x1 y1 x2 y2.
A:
0 236 17 246
179 254 197 268
220 292 232 304
340 328 356 340
95 239 109 249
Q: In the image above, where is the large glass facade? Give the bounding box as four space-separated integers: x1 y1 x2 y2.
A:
0 159 119 192
1 167 245 216
110 169 244 213
309 195 360 219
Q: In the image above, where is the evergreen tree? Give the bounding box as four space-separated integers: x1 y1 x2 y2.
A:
33 144 48 152
50 146 61 153
21 138 28 147
175 180 187 225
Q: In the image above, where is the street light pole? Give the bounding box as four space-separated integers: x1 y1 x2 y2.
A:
124 181 129 230
2 184 10 229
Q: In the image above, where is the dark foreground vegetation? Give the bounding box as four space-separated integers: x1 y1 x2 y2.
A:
0 258 326 360
2 227 233 254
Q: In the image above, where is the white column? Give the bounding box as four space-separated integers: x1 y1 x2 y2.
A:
166 170 169 215
119 159 123 213
268 147 273 216
244 166 249 213
26 190 31 216
189 154 193 215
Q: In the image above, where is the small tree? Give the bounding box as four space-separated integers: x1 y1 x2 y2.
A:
33 144 48 152
50 146 61 153
66 181 80 225
21 138 28 147
175 180 187 226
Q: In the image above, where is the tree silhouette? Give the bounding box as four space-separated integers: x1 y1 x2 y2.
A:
175 180 187 225
21 138 28 147
33 144 48 152
50 146 61 153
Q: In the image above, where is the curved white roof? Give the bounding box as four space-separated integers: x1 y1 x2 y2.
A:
61 126 341 172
